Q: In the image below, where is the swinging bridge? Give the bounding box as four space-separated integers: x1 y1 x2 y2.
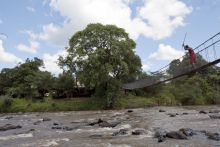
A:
123 32 220 90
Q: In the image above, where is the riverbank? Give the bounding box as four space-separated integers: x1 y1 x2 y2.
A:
0 95 157 113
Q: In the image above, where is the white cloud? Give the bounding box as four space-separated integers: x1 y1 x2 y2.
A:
142 63 151 71
27 0 192 47
149 44 184 60
17 41 40 54
0 40 23 63
20 30 38 40
26 6 35 12
40 50 67 75
0 33 7 40
138 0 192 39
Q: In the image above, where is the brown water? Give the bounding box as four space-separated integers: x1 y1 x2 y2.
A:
1 106 220 147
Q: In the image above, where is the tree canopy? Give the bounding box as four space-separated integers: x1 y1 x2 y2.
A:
59 23 142 107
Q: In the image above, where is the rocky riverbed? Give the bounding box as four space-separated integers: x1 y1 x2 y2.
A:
1 106 220 147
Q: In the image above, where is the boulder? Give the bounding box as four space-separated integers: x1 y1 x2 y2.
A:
179 128 196 136
166 131 187 139
62 126 74 131
88 118 104 126
127 110 133 113
89 119 119 128
154 128 167 143
159 109 165 112
42 118 51 121
182 112 188 115
206 132 220 141
99 121 119 128
51 126 62 130
0 124 22 131
34 120 41 125
199 110 207 114
167 113 176 117
209 110 220 113
112 129 128 136
5 116 13 120
132 129 145 135
53 122 59 126
209 114 220 119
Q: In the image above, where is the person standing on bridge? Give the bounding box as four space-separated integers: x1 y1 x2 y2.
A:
183 44 196 68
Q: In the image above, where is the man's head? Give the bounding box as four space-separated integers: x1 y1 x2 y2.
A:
184 45 189 50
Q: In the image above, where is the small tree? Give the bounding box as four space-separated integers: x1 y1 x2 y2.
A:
59 23 142 108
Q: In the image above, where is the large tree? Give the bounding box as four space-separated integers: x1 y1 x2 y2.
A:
59 23 142 107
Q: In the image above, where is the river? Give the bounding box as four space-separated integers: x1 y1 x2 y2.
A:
1 106 220 147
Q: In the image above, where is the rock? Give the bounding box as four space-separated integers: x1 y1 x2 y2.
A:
209 110 220 113
51 126 62 130
199 110 207 114
109 122 120 128
179 128 196 136
158 135 166 142
206 132 220 141
99 121 119 128
62 126 74 131
209 114 220 119
199 130 207 134
34 120 41 125
168 113 176 117
88 118 104 126
29 128 35 132
0 124 22 131
112 129 128 136
5 116 13 120
182 112 188 115
127 110 133 113
166 131 187 139
159 109 165 112
154 128 167 143
97 118 104 123
14 129 35 135
53 122 59 126
132 129 145 135
99 121 110 127
89 134 103 139
89 119 119 128
42 118 51 121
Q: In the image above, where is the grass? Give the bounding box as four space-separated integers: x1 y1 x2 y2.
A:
115 95 157 108
0 95 158 113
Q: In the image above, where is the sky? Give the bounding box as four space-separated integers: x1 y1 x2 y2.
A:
0 0 220 75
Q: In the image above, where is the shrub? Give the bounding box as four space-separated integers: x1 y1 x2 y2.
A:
0 96 14 112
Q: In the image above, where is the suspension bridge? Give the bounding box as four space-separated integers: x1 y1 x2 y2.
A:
122 32 220 90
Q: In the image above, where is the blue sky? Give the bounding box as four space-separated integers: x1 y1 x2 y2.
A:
0 0 220 75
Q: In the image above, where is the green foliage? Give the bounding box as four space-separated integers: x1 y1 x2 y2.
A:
52 72 75 98
0 96 14 112
0 58 54 99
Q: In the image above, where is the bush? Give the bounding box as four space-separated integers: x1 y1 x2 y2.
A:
3 98 13 107
0 96 14 112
